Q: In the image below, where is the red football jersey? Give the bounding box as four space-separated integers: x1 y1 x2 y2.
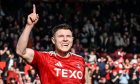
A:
30 50 85 84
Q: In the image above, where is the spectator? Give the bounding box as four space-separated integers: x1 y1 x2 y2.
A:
28 69 37 82
5 52 16 71
104 64 112 84
110 70 119 84
88 50 97 64
123 59 131 72
97 57 106 77
6 66 19 84
80 27 89 48
91 65 101 84
129 63 139 84
130 54 138 64
119 69 130 84
0 47 8 56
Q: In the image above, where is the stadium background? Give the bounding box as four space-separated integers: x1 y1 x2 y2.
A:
0 0 140 84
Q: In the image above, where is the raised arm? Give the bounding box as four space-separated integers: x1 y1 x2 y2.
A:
0 47 8 55
16 4 39 63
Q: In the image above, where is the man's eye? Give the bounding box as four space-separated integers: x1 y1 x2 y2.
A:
67 35 72 38
58 35 64 37
57 35 72 38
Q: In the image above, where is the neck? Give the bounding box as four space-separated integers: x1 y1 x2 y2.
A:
55 50 70 58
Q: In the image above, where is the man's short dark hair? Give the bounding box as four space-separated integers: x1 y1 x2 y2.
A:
52 24 73 36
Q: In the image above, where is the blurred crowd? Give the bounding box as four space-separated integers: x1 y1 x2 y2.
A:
86 49 140 84
0 0 140 84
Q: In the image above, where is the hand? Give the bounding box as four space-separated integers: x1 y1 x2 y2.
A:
6 50 10 55
0 47 8 55
116 75 119 78
4 47 8 51
93 75 95 78
27 4 39 26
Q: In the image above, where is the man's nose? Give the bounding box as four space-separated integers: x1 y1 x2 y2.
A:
63 36 68 41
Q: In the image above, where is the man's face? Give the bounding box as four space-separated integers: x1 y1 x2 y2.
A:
52 29 73 53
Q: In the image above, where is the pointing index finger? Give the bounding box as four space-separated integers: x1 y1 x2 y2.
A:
33 4 36 13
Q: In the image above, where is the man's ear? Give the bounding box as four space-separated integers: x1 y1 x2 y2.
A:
51 37 55 44
71 36 74 42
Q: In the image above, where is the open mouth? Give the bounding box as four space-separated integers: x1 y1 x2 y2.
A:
62 44 69 46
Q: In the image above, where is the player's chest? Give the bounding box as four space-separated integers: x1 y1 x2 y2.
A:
47 57 83 70
46 57 84 79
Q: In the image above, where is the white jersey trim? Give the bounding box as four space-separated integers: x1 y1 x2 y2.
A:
48 51 56 56
41 51 83 58
69 52 83 58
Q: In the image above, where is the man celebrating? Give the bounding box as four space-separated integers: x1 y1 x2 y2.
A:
16 4 85 84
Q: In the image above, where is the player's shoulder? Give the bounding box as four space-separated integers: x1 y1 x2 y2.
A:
36 50 56 56
70 52 84 60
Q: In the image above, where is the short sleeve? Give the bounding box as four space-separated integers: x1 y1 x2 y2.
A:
30 50 49 69
30 50 39 66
